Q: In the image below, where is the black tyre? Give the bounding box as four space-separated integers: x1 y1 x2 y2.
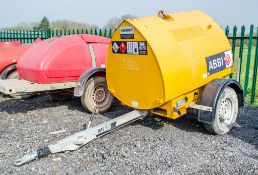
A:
204 86 239 135
81 76 114 113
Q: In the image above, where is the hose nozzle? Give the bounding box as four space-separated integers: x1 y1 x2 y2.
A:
14 146 51 166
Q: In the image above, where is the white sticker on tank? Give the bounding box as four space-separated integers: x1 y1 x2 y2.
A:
131 101 138 108
120 26 134 39
127 42 139 54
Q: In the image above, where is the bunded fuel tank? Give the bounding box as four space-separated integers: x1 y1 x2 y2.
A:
0 41 32 74
17 34 110 83
107 10 233 111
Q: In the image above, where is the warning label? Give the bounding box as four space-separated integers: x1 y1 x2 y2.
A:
112 41 147 55
120 26 134 39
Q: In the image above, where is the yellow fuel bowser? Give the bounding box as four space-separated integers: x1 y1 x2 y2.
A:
107 10 244 135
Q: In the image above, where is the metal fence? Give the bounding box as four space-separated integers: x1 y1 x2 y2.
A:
0 30 49 43
0 28 113 43
226 25 258 105
0 26 257 105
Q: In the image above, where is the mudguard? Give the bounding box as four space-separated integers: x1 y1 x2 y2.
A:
198 78 244 124
74 67 106 97
1 64 16 79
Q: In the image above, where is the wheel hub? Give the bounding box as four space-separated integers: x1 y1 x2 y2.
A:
92 86 106 105
218 98 233 125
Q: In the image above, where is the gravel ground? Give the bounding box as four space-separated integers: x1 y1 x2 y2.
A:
0 95 257 175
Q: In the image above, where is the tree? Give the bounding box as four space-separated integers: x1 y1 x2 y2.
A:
1 22 39 30
50 20 97 31
0 20 97 31
33 17 50 31
103 15 137 30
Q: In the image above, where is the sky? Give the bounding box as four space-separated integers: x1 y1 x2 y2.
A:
0 0 257 28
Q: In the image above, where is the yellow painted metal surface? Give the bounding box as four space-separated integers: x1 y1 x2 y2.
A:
107 10 233 119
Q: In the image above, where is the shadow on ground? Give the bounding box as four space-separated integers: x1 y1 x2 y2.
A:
1 94 257 151
0 95 85 114
229 107 258 150
128 106 258 150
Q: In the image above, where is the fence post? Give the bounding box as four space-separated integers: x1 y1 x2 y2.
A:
3 31 5 42
104 29 107 37
238 25 246 83
11 31 14 41
250 27 258 104
34 30 37 40
29 30 32 43
230 26 237 78
0 31 2 42
231 26 237 57
5 31 7 42
46 28 51 39
32 30 35 42
94 28 98 35
109 29 112 38
244 24 254 97
13 31 16 41
51 29 54 37
26 30 29 43
40 30 43 40
225 26 229 37
15 31 18 42
6 31 8 42
18 30 21 43
98 29 102 36
7 31 9 42
10 31 13 42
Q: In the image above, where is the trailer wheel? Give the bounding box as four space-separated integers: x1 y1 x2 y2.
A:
1 64 20 80
7 71 20 79
81 76 114 113
204 86 238 135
